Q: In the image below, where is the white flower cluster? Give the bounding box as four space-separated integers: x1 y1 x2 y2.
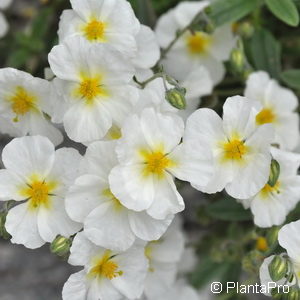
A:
0 0 299 299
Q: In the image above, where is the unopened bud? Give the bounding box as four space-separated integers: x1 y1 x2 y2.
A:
238 22 254 38
287 288 300 300
50 235 72 257
271 288 284 299
230 49 245 73
165 88 187 110
0 211 10 240
268 255 288 282
268 159 280 187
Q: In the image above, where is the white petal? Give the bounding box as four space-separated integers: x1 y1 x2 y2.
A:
0 169 27 201
63 101 112 143
69 231 101 266
0 12 8 38
112 246 148 299
37 196 81 242
278 220 300 263
84 201 135 251
140 107 184 153
128 211 173 241
2 136 55 179
6 203 45 249
146 174 185 220
65 174 107 223
62 270 88 300
109 164 154 211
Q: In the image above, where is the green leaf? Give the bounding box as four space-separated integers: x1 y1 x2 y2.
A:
265 0 300 27
249 29 281 79
281 69 300 89
205 198 252 221
206 0 260 27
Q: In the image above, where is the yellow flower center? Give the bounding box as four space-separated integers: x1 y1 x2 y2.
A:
21 179 57 211
221 139 248 162
9 86 36 121
256 108 276 125
83 19 106 42
88 251 123 280
260 181 281 199
140 148 174 178
75 75 108 104
102 188 124 212
256 237 268 252
186 32 211 55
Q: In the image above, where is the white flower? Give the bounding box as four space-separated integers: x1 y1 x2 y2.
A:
143 222 185 298
58 0 140 57
0 136 82 249
0 0 12 38
48 37 138 143
0 68 63 145
62 232 148 300
260 220 300 295
242 147 300 228
65 140 173 252
184 96 274 199
245 71 300 150
109 107 207 220
155 1 235 84
138 66 213 120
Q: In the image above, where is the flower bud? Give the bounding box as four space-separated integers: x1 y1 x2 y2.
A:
0 211 10 240
238 22 254 38
271 288 284 299
165 87 187 110
230 49 245 74
268 159 280 187
287 289 300 300
50 235 72 257
268 255 288 282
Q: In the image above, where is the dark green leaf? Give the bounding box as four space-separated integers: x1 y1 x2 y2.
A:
206 198 252 221
281 69 300 90
265 0 300 27
206 0 260 27
250 29 281 79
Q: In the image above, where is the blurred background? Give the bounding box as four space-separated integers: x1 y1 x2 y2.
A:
1 0 300 299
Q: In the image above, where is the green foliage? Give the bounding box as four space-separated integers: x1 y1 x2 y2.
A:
265 0 300 27
281 69 300 90
248 29 281 79
205 198 252 221
206 0 260 27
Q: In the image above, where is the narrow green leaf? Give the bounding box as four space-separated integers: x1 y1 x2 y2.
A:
281 69 300 90
250 29 281 79
205 198 252 221
206 0 259 27
265 0 300 27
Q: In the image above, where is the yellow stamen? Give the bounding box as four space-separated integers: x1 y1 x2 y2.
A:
20 179 57 211
256 108 276 125
260 181 281 199
83 19 106 42
9 86 37 121
186 32 211 55
88 251 123 280
139 148 174 178
221 139 248 162
75 75 108 104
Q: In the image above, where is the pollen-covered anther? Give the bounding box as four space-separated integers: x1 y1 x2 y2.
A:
83 19 106 41
186 31 211 55
256 108 276 125
222 139 248 161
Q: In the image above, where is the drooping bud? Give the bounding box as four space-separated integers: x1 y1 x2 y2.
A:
268 255 288 282
268 159 280 187
0 211 10 240
165 87 187 110
50 235 72 257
